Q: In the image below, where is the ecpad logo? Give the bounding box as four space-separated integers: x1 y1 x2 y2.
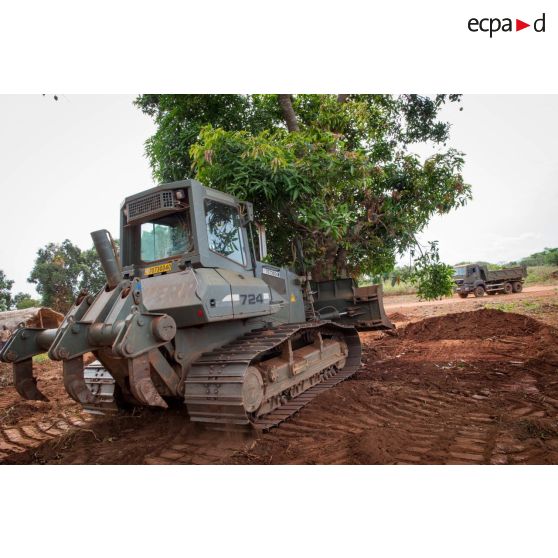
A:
468 13 546 37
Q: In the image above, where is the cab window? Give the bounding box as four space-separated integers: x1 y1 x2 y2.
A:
205 199 245 265
140 212 193 262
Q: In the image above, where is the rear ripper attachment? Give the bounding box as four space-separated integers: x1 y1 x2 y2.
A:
0 229 180 409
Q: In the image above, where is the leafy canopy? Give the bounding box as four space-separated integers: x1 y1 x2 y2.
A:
136 94 471 291
520 247 558 267
408 241 456 300
12 292 41 310
28 240 107 313
0 269 14 311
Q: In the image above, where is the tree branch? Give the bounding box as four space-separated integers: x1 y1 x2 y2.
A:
278 95 299 132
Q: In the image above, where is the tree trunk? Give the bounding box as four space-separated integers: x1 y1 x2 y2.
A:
278 95 299 132
337 94 349 103
311 238 339 282
335 246 349 278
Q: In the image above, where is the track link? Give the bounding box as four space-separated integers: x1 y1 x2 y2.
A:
82 361 119 415
184 321 361 430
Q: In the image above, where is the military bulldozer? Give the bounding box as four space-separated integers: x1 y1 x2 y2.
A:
0 180 392 429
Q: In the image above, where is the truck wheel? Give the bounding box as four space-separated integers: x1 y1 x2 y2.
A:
473 286 485 297
512 282 523 293
503 282 513 295
458 293 468 299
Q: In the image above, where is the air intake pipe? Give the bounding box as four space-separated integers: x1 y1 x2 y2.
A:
91 229 123 290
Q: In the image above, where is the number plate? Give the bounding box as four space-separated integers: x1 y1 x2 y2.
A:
144 262 173 276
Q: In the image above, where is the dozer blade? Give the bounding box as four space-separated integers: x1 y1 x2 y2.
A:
311 279 394 331
63 356 100 405
13 358 48 401
128 353 168 408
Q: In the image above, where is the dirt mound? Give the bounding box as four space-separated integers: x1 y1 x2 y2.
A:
403 309 543 341
387 312 409 322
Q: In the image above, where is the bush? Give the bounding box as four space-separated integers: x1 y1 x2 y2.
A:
525 266 558 285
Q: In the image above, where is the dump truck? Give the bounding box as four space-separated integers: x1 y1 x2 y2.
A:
453 263 527 298
0 179 392 429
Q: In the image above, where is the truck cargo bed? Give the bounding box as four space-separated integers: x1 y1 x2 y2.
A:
486 267 527 282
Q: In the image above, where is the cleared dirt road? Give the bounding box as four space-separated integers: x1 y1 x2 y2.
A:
385 284 557 311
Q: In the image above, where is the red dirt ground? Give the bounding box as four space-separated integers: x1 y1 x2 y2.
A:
1 286 558 465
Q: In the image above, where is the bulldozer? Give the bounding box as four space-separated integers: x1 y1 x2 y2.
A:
0 180 392 429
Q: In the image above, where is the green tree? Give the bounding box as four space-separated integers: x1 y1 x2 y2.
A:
521 247 558 267
137 94 470 295
13 292 42 309
0 270 14 311
28 240 107 313
409 242 455 300
134 95 282 182
81 246 109 295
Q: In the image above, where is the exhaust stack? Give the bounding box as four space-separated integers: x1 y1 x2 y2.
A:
91 229 122 290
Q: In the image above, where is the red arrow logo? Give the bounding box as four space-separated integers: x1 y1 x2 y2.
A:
516 19 530 31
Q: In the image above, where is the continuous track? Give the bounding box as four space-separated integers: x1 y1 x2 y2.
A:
185 321 361 430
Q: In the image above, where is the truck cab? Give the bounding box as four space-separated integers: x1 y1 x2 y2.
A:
453 264 485 297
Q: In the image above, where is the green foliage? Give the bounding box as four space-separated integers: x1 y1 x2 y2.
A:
33 353 50 363
486 300 549 314
134 95 282 182
525 265 558 285
408 242 455 300
13 292 41 309
81 246 109 294
28 240 107 313
0 269 14 311
521 247 558 267
137 94 470 281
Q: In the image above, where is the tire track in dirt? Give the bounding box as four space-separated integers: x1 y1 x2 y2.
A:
0 361 97 461
2 308 558 464
228 310 558 465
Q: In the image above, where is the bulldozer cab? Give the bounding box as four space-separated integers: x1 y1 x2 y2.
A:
120 179 256 279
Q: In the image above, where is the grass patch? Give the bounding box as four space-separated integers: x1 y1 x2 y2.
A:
525 266 558 285
485 299 558 315
33 353 50 363
359 277 417 296
485 302 519 313
381 282 417 296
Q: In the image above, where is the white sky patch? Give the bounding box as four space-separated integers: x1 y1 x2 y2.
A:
0 94 557 297
0 95 156 296
406 94 558 266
